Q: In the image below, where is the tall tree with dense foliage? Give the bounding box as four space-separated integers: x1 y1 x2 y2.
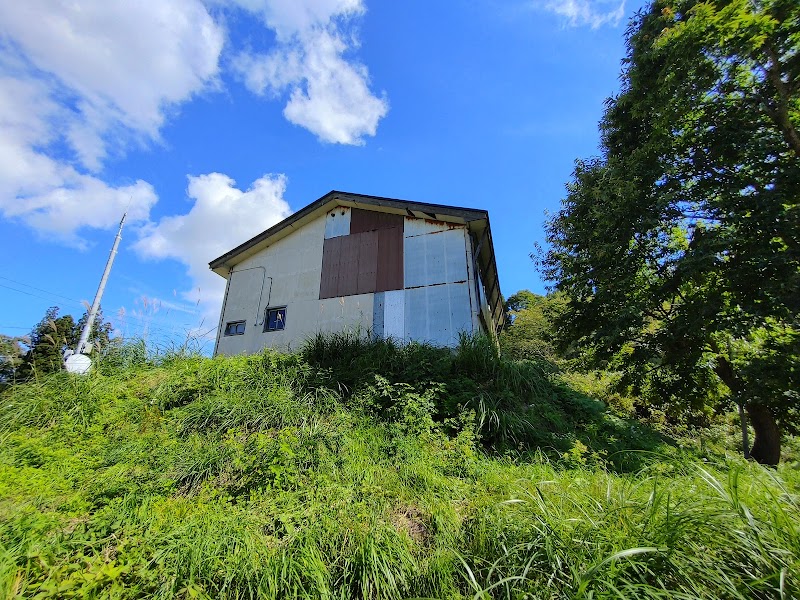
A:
501 290 565 362
542 0 799 464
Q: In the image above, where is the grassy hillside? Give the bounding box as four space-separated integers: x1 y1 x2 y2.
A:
1 335 798 599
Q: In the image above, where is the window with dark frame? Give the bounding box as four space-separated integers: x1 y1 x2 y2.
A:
264 307 286 332
224 321 246 336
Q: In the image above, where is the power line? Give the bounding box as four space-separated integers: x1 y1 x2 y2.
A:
0 275 213 341
0 282 85 307
0 276 203 334
0 275 84 305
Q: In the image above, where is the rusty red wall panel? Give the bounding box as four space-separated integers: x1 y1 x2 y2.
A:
350 208 403 234
356 231 378 294
320 212 404 299
376 226 403 292
336 234 361 296
319 235 343 299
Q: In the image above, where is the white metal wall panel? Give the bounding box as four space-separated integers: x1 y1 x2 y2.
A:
404 217 452 237
463 229 481 334
324 206 351 239
383 289 405 341
218 267 268 354
317 294 373 335
222 268 267 326
216 215 326 356
372 291 385 338
404 227 468 288
404 282 473 347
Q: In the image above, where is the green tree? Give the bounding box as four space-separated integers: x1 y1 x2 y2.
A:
18 306 114 378
500 291 565 362
542 0 799 464
0 334 27 388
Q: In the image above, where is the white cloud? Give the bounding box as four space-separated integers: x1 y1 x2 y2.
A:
0 73 158 246
0 0 385 247
0 0 224 143
0 0 224 242
11 175 157 249
229 0 364 40
541 0 625 28
134 173 292 313
231 0 388 144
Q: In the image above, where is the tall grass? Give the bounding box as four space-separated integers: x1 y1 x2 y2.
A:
463 461 799 598
0 334 796 598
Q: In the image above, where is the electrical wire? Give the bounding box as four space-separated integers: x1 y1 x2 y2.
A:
0 275 83 304
0 282 84 307
0 280 205 340
0 274 203 327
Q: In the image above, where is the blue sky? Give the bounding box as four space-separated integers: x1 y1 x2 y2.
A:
0 0 645 350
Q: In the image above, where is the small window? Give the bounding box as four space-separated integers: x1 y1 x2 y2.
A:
264 307 286 332
224 321 246 336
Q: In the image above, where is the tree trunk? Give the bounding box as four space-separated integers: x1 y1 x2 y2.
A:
746 403 781 466
738 402 750 460
714 356 781 465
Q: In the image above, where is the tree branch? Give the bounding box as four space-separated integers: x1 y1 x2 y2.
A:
763 45 800 157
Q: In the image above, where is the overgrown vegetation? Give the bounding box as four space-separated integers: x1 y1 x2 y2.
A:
1 334 797 599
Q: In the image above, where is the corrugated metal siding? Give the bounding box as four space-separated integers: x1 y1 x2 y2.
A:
403 217 454 237
320 223 402 299
376 226 403 292
319 236 342 299
338 234 360 297
404 227 468 288
464 230 481 334
372 291 385 338
350 208 403 233
356 231 378 294
400 219 475 346
384 290 405 340
373 289 405 341
405 282 472 347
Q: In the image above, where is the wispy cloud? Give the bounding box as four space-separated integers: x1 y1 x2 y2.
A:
0 0 224 244
230 0 389 144
537 0 626 28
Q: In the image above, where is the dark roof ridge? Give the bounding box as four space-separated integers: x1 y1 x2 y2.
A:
208 190 488 270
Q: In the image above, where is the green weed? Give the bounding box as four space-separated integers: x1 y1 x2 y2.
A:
0 333 796 599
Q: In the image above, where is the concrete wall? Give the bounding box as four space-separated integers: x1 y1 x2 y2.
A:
214 207 486 355
215 213 374 355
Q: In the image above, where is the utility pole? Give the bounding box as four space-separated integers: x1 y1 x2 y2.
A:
64 213 126 374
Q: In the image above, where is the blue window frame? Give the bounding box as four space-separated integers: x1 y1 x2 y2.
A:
264 307 286 332
224 321 246 336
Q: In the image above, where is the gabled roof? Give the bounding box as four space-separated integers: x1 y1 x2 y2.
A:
208 190 505 332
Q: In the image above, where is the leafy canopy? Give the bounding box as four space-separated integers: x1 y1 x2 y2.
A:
500 290 566 363
542 0 799 464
